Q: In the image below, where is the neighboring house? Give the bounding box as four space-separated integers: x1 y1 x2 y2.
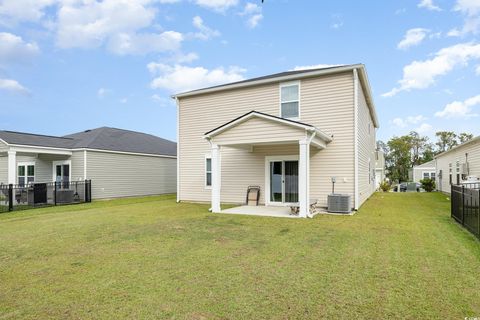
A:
375 149 385 189
0 127 177 199
173 64 379 217
411 160 436 183
435 136 480 193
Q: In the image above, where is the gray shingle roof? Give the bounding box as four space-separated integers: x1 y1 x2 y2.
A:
0 131 75 148
0 127 176 156
66 127 177 156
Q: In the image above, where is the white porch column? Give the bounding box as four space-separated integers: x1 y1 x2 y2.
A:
7 150 16 184
211 143 221 213
299 139 310 218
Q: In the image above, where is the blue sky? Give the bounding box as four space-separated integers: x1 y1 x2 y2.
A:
0 0 479 143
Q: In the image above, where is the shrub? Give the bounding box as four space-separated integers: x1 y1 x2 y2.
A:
379 181 391 192
420 178 436 192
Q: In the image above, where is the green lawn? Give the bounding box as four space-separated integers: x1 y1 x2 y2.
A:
0 193 479 319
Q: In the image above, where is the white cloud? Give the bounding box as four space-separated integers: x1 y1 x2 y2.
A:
239 3 263 29
148 63 246 93
194 0 238 12
55 0 182 55
171 52 199 63
119 97 128 104
0 78 29 95
0 32 39 66
246 14 263 29
435 94 480 119
292 64 343 71
107 31 183 55
417 0 442 11
448 0 480 37
397 28 430 50
241 2 261 15
192 16 220 40
0 0 55 25
392 115 427 128
416 123 433 133
392 118 407 128
383 42 480 97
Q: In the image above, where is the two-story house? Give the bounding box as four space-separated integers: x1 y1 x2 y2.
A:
173 64 379 217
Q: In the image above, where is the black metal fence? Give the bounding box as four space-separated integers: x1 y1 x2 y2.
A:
0 180 91 213
451 183 480 239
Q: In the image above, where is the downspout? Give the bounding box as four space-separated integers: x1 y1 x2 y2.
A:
353 69 359 210
306 130 316 218
175 96 180 203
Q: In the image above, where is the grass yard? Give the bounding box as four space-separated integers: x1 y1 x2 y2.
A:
0 193 479 319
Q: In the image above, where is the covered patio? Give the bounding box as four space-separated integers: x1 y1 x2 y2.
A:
204 111 333 218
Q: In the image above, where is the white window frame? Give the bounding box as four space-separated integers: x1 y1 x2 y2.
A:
205 154 212 189
17 161 35 186
279 81 300 120
52 160 72 184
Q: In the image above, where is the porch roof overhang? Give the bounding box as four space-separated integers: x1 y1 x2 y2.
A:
203 111 333 149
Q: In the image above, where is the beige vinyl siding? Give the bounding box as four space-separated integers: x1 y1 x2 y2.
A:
212 117 307 145
357 81 377 206
301 73 355 207
178 71 356 207
436 139 480 193
71 151 85 181
86 150 176 199
219 144 299 205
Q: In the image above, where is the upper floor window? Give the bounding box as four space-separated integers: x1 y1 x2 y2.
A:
280 82 299 119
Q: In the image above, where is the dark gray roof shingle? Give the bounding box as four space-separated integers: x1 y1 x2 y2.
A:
0 131 75 148
65 127 177 156
0 127 176 156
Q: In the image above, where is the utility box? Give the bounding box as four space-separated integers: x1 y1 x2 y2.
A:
327 194 351 214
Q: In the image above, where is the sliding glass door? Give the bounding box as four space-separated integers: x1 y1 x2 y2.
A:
269 160 299 204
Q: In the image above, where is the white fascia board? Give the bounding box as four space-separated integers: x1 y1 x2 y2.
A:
9 144 72 155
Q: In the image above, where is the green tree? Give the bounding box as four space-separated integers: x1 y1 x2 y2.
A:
386 136 412 182
409 131 429 166
421 143 436 163
458 132 474 144
435 131 457 153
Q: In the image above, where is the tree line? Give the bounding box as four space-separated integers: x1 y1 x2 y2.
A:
377 131 474 182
